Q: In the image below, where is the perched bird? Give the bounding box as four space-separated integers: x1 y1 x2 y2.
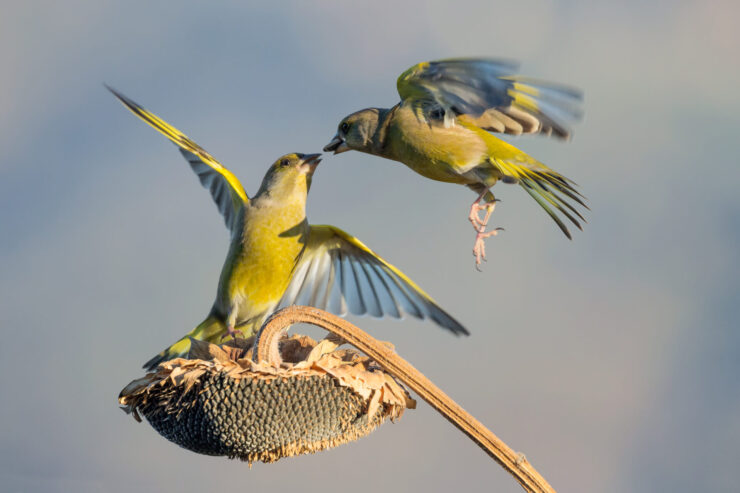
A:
107 87 467 370
323 58 587 268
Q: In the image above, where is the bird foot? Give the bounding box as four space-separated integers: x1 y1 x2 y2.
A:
468 197 498 231
221 324 240 341
473 227 504 270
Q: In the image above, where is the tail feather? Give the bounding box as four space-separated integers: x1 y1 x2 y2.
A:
143 316 225 371
459 118 587 236
519 179 579 239
492 156 588 238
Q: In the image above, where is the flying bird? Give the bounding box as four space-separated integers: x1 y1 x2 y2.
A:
324 58 587 268
108 87 467 370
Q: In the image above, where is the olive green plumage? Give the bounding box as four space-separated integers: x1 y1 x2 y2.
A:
108 87 468 370
324 58 588 239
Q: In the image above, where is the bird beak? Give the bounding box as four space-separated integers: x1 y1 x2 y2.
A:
323 134 349 154
299 153 322 174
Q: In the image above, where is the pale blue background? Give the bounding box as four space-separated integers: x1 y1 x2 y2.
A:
1 1 738 492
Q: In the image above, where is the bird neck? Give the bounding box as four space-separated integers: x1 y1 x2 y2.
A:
249 189 307 218
369 105 399 158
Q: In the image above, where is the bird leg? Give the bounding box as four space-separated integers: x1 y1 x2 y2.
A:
221 306 240 341
467 191 491 231
468 192 503 269
222 324 239 341
473 227 504 269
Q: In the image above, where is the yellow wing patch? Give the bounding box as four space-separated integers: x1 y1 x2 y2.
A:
107 85 249 232
319 225 435 302
278 225 468 335
395 59 582 139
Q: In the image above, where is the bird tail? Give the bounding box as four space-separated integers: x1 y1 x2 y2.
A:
498 157 588 239
461 119 588 238
143 316 226 371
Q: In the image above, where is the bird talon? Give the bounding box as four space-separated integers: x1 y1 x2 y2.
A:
471 223 502 269
468 192 497 234
468 207 485 231
221 324 239 341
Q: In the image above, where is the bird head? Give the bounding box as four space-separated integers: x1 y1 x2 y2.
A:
323 108 381 155
256 153 322 201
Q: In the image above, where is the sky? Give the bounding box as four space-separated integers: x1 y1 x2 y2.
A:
1 1 738 492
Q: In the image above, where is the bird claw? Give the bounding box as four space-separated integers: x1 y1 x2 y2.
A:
467 193 502 270
468 206 485 231
221 324 239 341
472 227 503 270
468 197 499 232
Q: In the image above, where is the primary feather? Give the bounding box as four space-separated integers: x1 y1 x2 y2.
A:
279 225 468 335
107 85 248 234
397 58 583 139
108 87 468 369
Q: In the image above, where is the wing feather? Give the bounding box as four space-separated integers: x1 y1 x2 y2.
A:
375 266 424 319
396 58 583 140
281 258 311 307
355 261 384 317
107 86 248 234
279 225 468 335
365 264 402 317
308 252 332 309
294 256 322 307
341 255 365 315
328 253 348 316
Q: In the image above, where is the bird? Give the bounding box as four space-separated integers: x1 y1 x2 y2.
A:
323 58 587 268
107 86 468 370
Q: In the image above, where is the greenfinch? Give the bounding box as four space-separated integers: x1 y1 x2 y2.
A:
107 87 467 370
323 58 587 268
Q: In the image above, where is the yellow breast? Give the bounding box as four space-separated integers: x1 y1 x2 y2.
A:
216 200 307 324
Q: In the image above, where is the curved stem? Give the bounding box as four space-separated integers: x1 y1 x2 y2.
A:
254 306 556 493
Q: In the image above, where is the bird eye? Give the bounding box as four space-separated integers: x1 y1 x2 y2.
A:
340 122 350 133
280 159 290 167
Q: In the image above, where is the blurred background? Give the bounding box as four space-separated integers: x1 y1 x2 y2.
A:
1 1 738 492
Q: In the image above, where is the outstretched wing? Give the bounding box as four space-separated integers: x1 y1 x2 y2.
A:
396 58 583 139
107 86 248 234
279 225 468 335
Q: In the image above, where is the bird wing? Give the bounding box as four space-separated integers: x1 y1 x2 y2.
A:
107 86 248 234
396 58 583 139
278 225 468 335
